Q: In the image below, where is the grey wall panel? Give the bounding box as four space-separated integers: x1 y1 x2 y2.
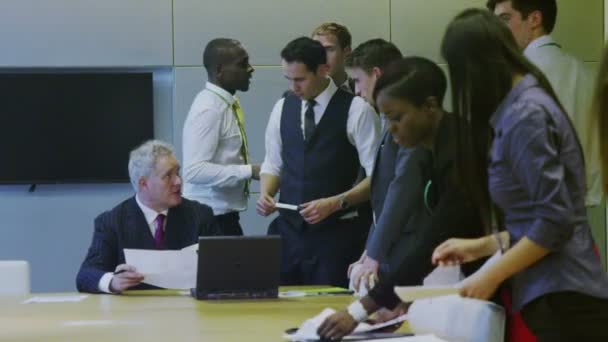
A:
173 0 390 66
391 0 486 63
0 0 173 67
0 184 133 292
240 197 277 236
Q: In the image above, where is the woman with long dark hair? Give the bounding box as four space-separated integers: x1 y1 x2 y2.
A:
316 57 484 340
433 8 608 341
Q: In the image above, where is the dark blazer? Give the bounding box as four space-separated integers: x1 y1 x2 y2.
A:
76 196 219 293
367 114 484 309
366 131 431 274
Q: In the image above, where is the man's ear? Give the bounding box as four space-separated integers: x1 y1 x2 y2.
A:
343 46 352 56
371 67 382 79
138 177 147 192
214 63 224 79
425 96 441 112
527 10 543 31
316 64 330 77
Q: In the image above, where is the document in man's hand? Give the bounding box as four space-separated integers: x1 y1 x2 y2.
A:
124 245 197 289
275 202 300 211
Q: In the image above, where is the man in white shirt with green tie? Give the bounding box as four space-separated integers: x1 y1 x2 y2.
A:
182 38 258 235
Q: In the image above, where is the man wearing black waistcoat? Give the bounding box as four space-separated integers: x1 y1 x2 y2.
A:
257 37 380 287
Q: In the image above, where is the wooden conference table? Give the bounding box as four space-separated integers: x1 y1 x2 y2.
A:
0 287 408 341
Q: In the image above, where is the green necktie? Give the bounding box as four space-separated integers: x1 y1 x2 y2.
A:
232 98 250 196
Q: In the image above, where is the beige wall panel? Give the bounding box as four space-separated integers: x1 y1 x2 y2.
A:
173 0 390 66
553 0 604 62
390 0 486 63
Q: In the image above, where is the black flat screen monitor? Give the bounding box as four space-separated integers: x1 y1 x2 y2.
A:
0 72 154 184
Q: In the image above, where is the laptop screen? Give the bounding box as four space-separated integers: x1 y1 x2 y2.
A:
196 236 281 295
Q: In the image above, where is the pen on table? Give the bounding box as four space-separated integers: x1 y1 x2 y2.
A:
308 290 354 296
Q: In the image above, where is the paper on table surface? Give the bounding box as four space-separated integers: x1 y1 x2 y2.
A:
395 251 502 302
360 335 448 342
124 248 197 289
23 295 88 304
180 243 198 252
285 308 408 341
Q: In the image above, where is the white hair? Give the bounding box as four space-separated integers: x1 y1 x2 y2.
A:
128 140 175 192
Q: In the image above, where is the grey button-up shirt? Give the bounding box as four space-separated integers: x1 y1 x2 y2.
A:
489 74 608 312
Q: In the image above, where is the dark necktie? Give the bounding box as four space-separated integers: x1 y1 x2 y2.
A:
304 99 316 141
154 214 166 250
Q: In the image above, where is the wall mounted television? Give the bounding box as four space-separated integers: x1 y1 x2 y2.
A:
0 72 154 184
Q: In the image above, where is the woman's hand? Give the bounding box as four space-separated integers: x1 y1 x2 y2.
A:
432 237 493 266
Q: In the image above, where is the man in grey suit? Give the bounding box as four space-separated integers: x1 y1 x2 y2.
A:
345 39 415 291
76 140 219 294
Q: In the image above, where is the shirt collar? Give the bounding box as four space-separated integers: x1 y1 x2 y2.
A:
339 77 351 91
523 35 555 57
490 73 539 129
305 77 337 108
205 82 236 106
135 194 169 226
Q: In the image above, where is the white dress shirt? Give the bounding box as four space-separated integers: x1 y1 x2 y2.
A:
98 195 168 293
261 78 380 178
524 35 601 206
182 82 252 215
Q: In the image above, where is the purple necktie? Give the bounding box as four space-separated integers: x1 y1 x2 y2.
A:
154 214 166 250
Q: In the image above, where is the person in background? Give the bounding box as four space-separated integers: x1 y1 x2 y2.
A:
312 22 354 93
432 9 608 341
317 57 484 339
182 38 257 236
342 39 407 290
257 37 380 287
76 140 219 294
487 0 601 207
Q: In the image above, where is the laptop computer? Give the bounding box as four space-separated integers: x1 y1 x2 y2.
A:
191 236 281 300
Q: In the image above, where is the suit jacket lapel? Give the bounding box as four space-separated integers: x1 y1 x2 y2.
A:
165 204 190 249
125 197 156 250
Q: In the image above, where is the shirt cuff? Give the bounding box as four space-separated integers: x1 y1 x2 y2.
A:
98 272 115 294
260 162 280 177
526 218 574 251
240 164 253 180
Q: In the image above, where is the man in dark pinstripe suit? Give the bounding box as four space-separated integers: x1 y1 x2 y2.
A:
76 140 220 294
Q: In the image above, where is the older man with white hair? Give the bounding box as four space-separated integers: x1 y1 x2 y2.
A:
76 140 219 294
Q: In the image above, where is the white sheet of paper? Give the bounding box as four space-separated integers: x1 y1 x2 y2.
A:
23 295 88 304
275 202 299 211
285 309 408 341
124 248 197 289
62 320 144 327
395 251 502 302
180 243 198 252
365 335 448 341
